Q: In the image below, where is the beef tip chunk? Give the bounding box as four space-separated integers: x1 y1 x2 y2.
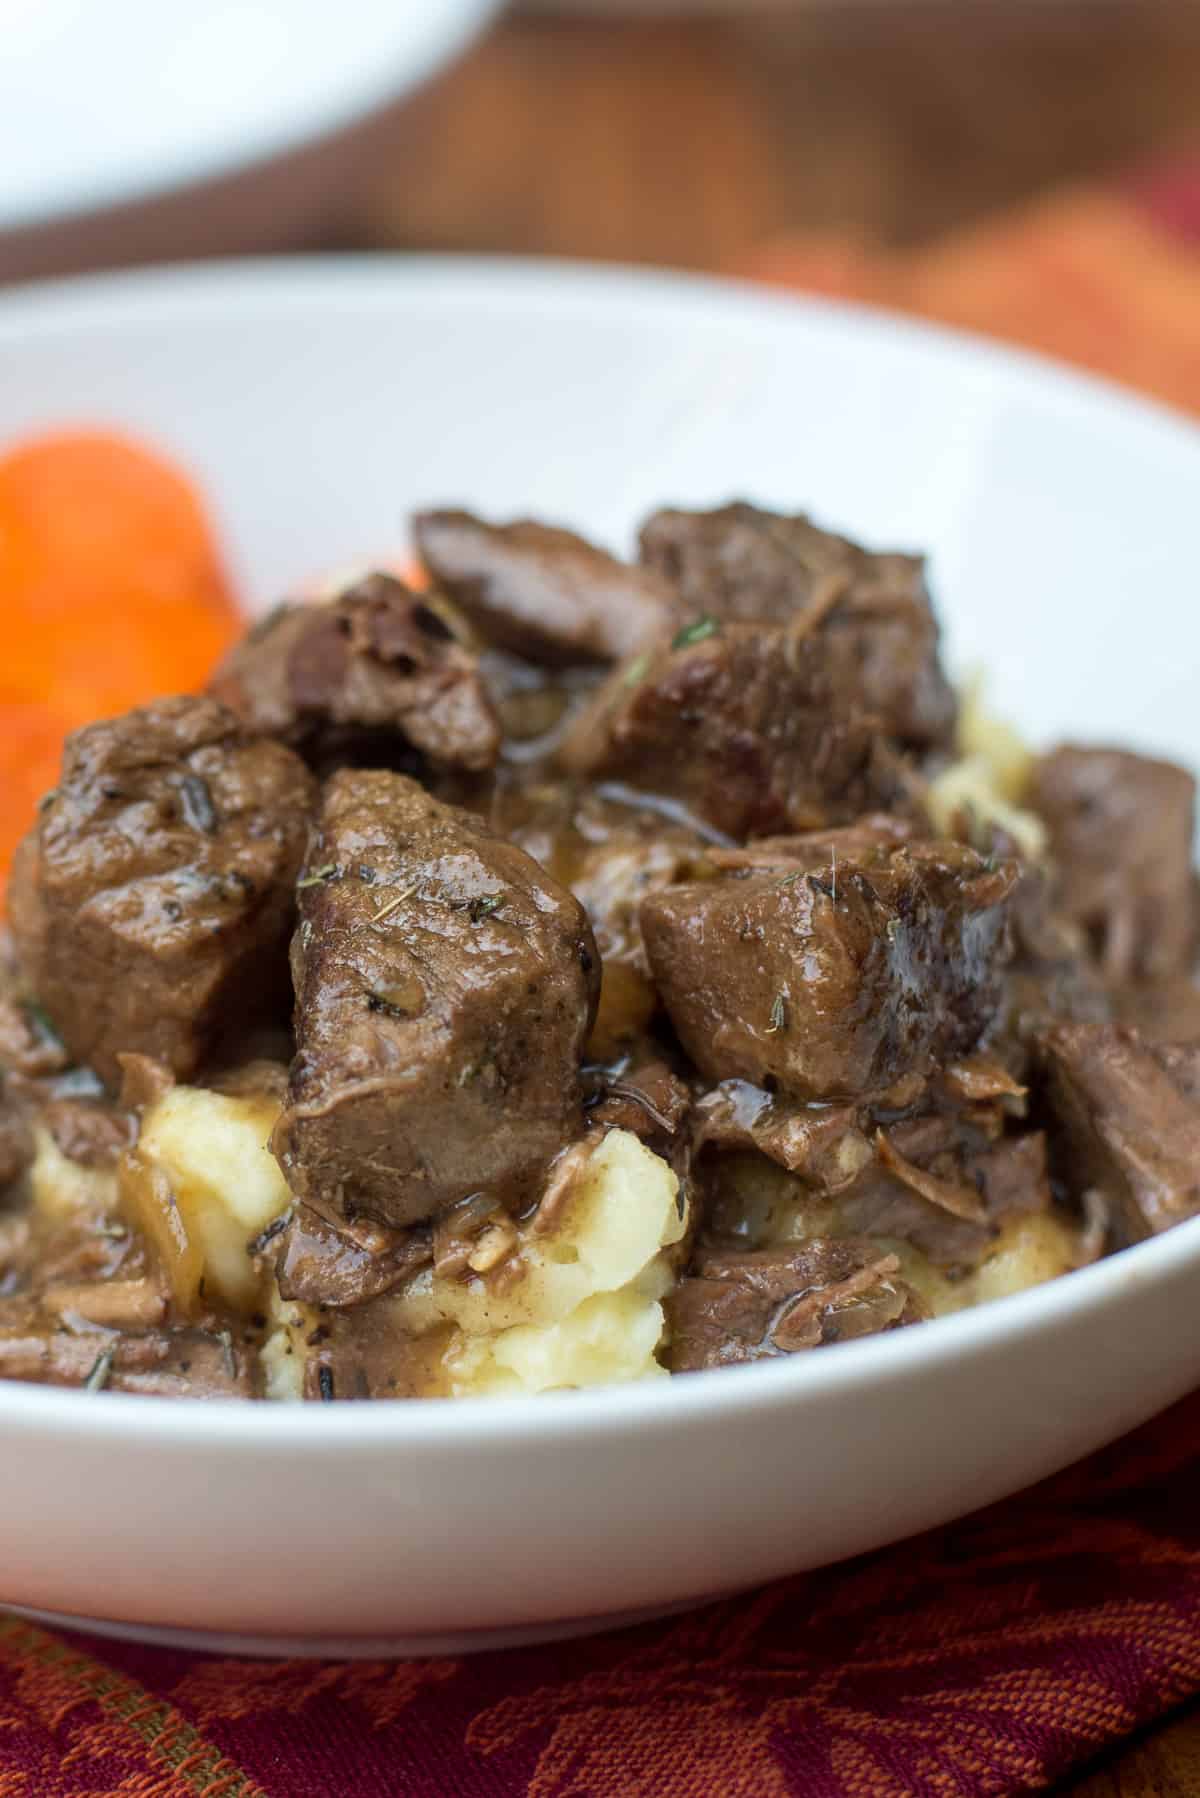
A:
1030 747 1196 982
8 697 315 1087
641 836 1016 1102
273 770 600 1232
666 1239 921 1372
836 1114 1054 1271
210 572 501 773
1039 1023 1200 1242
413 509 678 666
560 621 917 841
638 502 956 748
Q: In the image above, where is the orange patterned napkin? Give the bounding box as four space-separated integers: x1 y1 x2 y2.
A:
744 156 1200 417
4 162 1200 1797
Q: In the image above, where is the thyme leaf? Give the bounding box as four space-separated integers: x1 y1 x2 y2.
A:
297 863 339 890
83 1346 115 1394
671 613 719 650
766 992 787 1034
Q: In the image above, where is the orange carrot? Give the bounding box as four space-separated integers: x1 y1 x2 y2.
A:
0 430 243 888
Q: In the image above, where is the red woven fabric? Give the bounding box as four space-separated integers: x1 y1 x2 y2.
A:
4 163 1200 1797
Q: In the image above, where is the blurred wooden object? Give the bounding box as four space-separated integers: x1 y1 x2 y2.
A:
362 1 1200 261
357 6 1200 1790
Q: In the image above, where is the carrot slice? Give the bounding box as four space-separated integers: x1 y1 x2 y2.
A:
0 430 243 889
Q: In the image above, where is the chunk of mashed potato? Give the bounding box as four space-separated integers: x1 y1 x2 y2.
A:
263 1127 688 1400
119 1086 292 1312
926 678 1047 859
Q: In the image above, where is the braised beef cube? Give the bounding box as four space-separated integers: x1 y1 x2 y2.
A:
561 622 916 841
666 1239 921 1372
1042 1026 1198 1239
413 510 678 666
8 697 314 1087
641 838 1016 1102
638 502 956 748
272 770 600 1232
210 572 501 773
1039 1023 1200 1242
835 1112 1054 1271
1030 747 1196 982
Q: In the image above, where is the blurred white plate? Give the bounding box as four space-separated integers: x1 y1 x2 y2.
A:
0 0 499 280
0 257 1198 1656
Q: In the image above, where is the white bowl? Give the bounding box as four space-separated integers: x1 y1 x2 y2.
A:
1 257 1198 1657
0 0 499 284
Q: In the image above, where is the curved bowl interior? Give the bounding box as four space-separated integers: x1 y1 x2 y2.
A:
0 257 1197 1648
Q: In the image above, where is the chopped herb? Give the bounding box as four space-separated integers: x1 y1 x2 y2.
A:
675 1182 687 1222
249 1211 291 1255
468 892 504 923
672 613 719 650
163 899 182 922
372 884 417 924
217 1328 236 1380
807 874 836 902
297 863 339 890
22 1000 64 1055
83 1346 115 1394
318 1365 335 1403
766 992 787 1034
778 871 801 888
38 789 58 813
180 773 218 834
622 653 650 689
357 864 377 883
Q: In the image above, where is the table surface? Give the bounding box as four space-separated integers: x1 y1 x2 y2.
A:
353 6 1200 1789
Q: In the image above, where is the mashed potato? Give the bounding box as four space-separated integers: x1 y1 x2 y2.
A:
259 1127 687 1400
397 1129 686 1396
926 679 1047 859
119 1086 292 1312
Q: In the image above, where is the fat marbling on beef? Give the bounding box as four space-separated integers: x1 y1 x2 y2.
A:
272 769 600 1232
8 696 314 1087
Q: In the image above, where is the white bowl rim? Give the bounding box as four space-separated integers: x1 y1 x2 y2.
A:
1 251 1198 1450
0 1 500 239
